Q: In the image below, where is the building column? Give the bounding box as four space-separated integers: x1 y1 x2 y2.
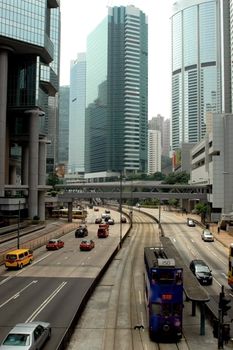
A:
9 164 17 196
22 144 29 186
38 138 47 186
38 191 45 221
38 138 48 221
0 48 9 196
26 109 40 219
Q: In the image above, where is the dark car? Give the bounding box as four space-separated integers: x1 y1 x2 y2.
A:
75 225 88 238
189 259 213 285
121 216 127 223
104 214 111 222
108 218 115 225
95 218 102 224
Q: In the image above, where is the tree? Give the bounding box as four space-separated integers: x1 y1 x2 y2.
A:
47 173 61 190
163 171 190 184
195 202 209 223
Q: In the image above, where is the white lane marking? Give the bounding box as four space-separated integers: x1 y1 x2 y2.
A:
138 290 142 304
0 252 53 282
0 276 12 285
213 277 221 287
14 252 53 277
140 311 144 326
221 273 228 279
0 280 38 308
26 281 67 322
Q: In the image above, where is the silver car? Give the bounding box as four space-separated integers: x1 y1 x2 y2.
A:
0 322 51 349
201 229 214 242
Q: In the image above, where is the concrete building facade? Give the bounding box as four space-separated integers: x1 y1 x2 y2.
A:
0 0 60 220
190 113 233 221
148 129 161 175
148 114 170 157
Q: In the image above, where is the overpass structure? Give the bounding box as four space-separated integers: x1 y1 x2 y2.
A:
56 181 208 202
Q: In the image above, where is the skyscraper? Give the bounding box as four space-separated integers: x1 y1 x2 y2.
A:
148 129 161 175
58 86 70 166
85 5 148 180
0 0 60 220
148 114 170 157
171 0 231 151
69 53 86 174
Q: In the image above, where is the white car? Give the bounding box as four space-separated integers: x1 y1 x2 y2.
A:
0 321 51 349
187 218 195 227
201 229 214 242
108 218 115 225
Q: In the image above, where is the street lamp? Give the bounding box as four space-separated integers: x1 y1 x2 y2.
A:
17 200 20 249
119 171 123 248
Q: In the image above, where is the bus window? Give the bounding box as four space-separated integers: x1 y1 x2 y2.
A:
151 303 161 315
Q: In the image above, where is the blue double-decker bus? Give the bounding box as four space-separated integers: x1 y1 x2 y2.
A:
144 246 183 341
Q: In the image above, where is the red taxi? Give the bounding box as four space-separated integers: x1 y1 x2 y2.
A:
80 239 95 251
46 239 64 250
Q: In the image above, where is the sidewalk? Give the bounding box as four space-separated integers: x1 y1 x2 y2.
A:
188 213 233 249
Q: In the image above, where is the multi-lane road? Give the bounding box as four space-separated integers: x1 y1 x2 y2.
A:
0 209 130 349
0 207 232 349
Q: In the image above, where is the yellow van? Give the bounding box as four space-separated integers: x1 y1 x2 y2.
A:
4 248 33 269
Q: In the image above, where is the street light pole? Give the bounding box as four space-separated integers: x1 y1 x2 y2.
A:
17 200 20 249
119 171 123 248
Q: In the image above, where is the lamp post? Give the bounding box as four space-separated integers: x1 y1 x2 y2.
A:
119 171 123 248
17 200 20 249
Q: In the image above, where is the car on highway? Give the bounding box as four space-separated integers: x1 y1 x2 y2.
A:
187 218 195 227
94 207 99 211
79 239 95 251
104 214 111 222
108 218 115 225
95 218 102 224
46 239 64 250
105 209 110 214
0 321 51 349
201 229 214 242
189 259 213 285
4 249 33 270
75 225 88 238
121 216 127 223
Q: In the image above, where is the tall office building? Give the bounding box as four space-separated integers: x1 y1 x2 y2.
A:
148 130 161 175
58 86 70 166
69 53 86 174
85 5 148 180
171 0 231 151
148 114 170 156
0 0 60 220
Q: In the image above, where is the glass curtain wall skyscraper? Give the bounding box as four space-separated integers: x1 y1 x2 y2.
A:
0 0 60 220
171 0 231 151
69 53 86 174
85 5 148 180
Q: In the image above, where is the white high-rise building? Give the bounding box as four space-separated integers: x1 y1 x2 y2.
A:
171 0 231 151
148 129 161 175
69 53 86 173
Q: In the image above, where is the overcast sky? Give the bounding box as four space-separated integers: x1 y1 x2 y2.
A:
60 0 173 119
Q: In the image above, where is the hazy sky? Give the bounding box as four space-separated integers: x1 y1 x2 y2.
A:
60 0 173 119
